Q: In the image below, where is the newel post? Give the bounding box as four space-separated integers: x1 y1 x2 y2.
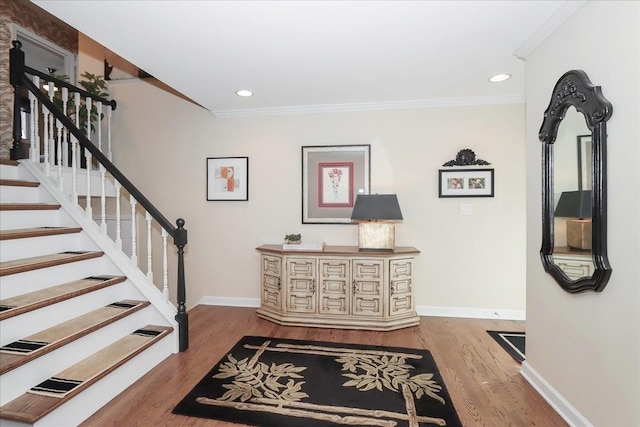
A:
10 40 26 160
174 218 189 351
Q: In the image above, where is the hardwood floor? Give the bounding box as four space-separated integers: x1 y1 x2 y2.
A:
81 306 567 426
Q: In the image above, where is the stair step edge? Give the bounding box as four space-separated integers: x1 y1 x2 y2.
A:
0 325 173 424
0 227 83 241
0 300 151 375
0 275 127 321
0 251 105 277
0 179 39 188
0 203 61 211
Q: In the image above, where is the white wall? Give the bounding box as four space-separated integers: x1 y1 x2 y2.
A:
525 2 639 426
107 78 526 318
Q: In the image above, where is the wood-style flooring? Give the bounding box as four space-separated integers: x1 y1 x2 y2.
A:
81 306 567 426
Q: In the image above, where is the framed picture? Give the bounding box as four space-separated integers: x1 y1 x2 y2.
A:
577 134 592 191
302 145 370 224
207 157 249 201
438 168 494 198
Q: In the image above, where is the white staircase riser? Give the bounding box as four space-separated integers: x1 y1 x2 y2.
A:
0 210 78 230
34 336 174 427
0 186 46 204
0 233 99 263
0 281 138 346
0 305 170 406
0 164 32 181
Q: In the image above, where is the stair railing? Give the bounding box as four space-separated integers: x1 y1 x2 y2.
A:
9 40 189 351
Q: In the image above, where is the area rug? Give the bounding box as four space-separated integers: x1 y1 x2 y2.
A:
173 335 462 427
487 331 525 363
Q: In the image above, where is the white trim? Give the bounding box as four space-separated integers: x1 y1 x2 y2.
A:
213 95 524 118
521 362 593 427
194 298 525 320
513 1 587 59
197 296 261 308
416 305 526 321
11 24 76 81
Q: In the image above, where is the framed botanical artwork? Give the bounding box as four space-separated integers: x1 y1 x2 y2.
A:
302 145 370 224
206 157 249 201
438 168 494 198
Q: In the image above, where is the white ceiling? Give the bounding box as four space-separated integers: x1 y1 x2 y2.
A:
32 1 583 117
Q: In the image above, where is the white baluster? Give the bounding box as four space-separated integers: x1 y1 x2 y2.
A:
97 101 103 154
85 97 93 218
42 95 50 174
162 229 169 301
130 197 138 266
114 182 122 250
100 164 107 233
146 212 153 283
72 92 81 204
47 82 55 171
56 116 63 190
29 76 39 162
61 87 69 167
107 105 113 161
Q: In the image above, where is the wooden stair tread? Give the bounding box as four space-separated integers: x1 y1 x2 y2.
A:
0 300 150 375
0 325 173 424
0 179 39 187
0 251 104 277
0 227 82 241
0 159 19 166
0 275 126 321
0 203 61 211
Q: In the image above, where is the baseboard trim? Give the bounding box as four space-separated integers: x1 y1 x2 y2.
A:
521 361 593 427
197 296 261 308
416 305 526 321
195 298 525 321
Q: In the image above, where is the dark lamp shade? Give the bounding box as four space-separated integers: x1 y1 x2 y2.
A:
554 191 591 219
351 194 403 221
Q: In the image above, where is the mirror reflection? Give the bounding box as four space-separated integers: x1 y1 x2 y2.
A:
551 107 594 281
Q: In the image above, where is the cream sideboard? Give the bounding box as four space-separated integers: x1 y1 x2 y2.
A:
552 246 595 280
256 245 420 331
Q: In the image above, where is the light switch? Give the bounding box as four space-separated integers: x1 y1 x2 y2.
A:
459 203 472 215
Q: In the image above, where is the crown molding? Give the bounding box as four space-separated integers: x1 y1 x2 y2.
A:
514 0 587 60
213 95 524 118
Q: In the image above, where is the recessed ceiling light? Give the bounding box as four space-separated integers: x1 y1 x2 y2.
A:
489 74 511 83
235 90 253 97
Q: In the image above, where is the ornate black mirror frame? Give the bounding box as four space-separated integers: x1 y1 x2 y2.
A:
539 70 612 293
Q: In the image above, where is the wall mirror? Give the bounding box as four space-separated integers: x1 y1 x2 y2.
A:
539 70 612 293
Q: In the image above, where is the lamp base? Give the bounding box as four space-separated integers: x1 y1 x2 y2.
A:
566 219 592 250
358 222 395 251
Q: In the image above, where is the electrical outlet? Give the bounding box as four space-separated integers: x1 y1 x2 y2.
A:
459 203 472 215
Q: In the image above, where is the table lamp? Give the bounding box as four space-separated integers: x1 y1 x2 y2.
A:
350 194 403 251
554 190 591 250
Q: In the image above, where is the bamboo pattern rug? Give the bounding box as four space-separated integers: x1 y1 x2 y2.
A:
172 336 462 427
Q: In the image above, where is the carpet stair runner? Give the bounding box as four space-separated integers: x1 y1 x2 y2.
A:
0 159 176 426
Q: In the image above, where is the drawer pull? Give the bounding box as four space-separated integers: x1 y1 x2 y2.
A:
390 283 395 296
352 280 357 294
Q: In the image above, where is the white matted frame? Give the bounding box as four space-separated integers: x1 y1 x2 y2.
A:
302 145 370 224
439 168 494 198
207 157 249 201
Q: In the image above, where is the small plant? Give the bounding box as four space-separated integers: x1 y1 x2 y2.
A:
48 71 109 135
284 234 301 243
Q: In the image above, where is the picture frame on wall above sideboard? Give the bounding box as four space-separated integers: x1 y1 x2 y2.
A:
206 157 249 201
302 145 370 224
438 168 494 198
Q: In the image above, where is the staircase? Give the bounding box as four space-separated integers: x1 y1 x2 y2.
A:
0 158 177 426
